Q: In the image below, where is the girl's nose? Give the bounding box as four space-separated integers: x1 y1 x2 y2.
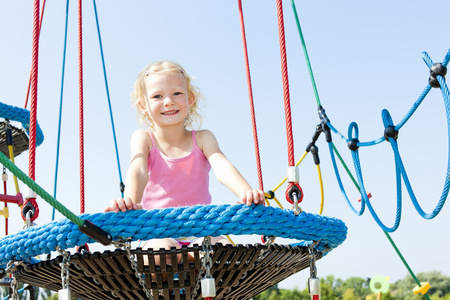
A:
163 96 174 105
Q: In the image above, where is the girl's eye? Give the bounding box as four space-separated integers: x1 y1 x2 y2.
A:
174 92 182 96
153 94 162 99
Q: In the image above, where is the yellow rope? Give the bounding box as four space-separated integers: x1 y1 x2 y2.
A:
225 235 235 246
317 164 324 215
272 151 308 193
8 145 20 194
265 151 325 215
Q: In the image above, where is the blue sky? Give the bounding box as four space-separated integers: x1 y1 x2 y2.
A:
0 0 449 291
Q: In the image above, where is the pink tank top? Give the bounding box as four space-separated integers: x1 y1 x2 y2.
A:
141 130 211 209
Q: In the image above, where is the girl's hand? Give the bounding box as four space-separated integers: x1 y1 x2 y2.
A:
237 189 265 206
104 197 143 213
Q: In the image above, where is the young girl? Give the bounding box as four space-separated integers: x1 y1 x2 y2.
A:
104 60 265 260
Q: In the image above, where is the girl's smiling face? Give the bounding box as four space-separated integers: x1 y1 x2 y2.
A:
142 71 193 129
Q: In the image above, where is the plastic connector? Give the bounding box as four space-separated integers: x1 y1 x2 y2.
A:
306 125 323 152
317 105 330 124
79 220 112 246
287 166 299 183
309 145 320 165
413 282 430 295
201 277 216 298
347 138 359 151
384 125 398 141
431 63 447 77
308 277 321 296
5 127 13 146
265 190 275 199
429 62 447 88
24 186 37 200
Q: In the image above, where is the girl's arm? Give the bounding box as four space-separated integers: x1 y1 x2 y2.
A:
104 130 151 212
198 130 264 206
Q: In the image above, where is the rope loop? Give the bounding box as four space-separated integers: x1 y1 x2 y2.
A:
347 122 359 141
285 182 303 205
21 198 39 222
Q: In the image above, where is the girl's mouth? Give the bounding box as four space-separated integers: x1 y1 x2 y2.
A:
161 110 179 115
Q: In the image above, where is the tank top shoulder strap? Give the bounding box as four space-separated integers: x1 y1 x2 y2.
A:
149 131 158 154
192 130 198 149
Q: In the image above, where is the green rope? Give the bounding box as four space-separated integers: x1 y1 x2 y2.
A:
290 0 321 106
332 142 360 190
330 143 430 298
0 151 83 226
291 1 431 297
383 231 431 300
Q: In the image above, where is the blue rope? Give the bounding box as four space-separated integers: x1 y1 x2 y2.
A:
0 102 44 146
327 122 385 147
92 0 124 197
52 0 70 221
0 204 347 268
349 119 402 232
328 142 365 215
327 48 450 231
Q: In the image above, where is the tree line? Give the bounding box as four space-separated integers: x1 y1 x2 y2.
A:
1 270 448 299
254 271 450 300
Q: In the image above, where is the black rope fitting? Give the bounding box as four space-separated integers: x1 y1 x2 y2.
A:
317 105 330 124
21 201 36 220
309 145 320 165
266 190 275 199
120 182 125 193
384 125 399 141
5 127 13 146
79 220 112 246
429 62 447 88
288 184 303 204
347 138 359 151
305 124 323 152
323 123 332 143
318 107 332 142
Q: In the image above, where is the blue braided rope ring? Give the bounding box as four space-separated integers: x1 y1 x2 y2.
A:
0 204 347 268
0 102 44 146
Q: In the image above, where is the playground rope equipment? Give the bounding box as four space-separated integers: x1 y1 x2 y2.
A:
288 2 447 297
0 204 347 269
0 102 44 147
0 3 349 299
325 48 450 232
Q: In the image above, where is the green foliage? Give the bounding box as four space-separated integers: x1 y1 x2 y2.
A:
254 271 450 300
0 283 55 300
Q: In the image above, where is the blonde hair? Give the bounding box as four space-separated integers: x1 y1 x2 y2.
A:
131 60 204 129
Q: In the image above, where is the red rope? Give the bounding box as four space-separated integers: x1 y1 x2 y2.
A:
276 0 295 167
237 0 264 191
78 0 85 214
28 0 40 181
24 0 47 109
